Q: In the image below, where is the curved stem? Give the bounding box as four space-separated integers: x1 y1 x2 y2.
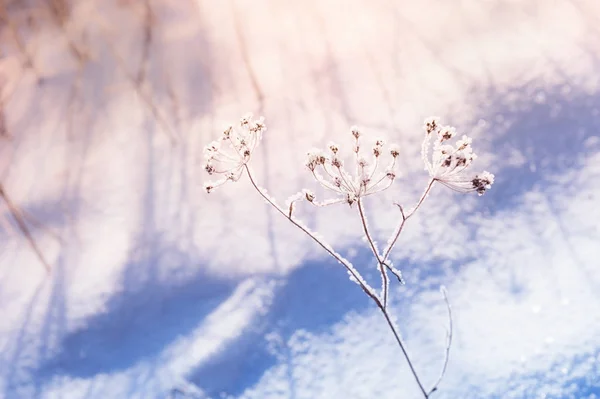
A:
427 286 453 396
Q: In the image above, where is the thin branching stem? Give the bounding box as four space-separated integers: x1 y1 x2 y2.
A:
244 165 378 300
382 178 435 264
243 165 430 398
204 115 495 398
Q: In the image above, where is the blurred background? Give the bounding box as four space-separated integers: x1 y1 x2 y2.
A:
1 0 600 398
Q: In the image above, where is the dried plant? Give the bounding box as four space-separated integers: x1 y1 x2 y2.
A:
203 113 494 397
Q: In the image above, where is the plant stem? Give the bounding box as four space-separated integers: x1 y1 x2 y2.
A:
379 305 429 398
382 178 435 264
243 165 430 398
244 165 378 300
357 198 389 308
427 286 453 396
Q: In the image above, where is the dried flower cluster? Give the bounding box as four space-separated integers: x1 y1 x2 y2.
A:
203 113 495 398
421 117 494 195
203 113 266 193
304 126 401 206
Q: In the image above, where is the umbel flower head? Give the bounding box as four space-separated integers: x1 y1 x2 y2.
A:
305 126 400 206
421 117 494 195
203 113 266 193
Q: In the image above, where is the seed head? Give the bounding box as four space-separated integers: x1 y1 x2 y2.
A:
202 113 266 193
303 125 401 204
204 163 215 175
439 126 456 141
472 171 495 196
421 117 494 196
424 116 440 134
329 142 339 154
456 135 472 151
305 190 315 202
240 113 253 126
346 193 357 206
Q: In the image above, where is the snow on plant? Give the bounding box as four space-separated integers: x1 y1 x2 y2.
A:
203 113 266 193
421 117 494 195
203 113 494 398
301 127 400 206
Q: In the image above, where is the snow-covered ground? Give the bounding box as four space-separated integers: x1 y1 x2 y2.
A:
1 0 599 398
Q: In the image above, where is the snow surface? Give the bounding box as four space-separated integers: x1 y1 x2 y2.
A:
1 0 600 398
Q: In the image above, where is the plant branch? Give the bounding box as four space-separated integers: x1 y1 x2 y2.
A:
243 165 429 397
379 305 429 398
244 165 378 300
382 178 435 264
428 286 453 396
357 198 389 308
383 260 405 285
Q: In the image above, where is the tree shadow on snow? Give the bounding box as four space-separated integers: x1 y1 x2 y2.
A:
465 82 600 214
185 251 376 398
33 240 237 381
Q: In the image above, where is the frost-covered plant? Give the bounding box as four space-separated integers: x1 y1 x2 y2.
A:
203 113 494 398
